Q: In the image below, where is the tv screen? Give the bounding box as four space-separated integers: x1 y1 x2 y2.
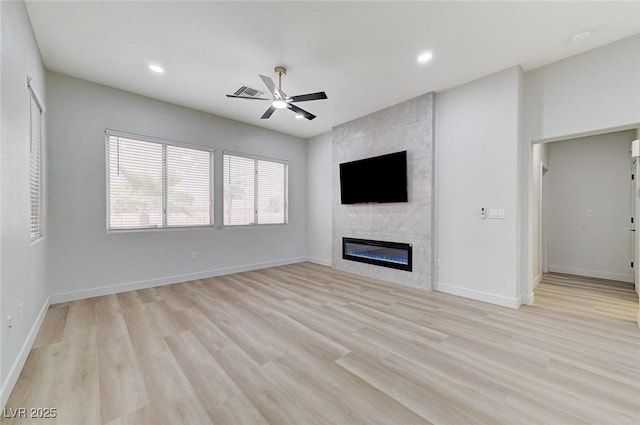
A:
339 151 408 204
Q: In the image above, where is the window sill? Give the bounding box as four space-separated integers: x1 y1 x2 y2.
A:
106 223 290 234
222 223 289 229
30 236 44 247
107 225 217 234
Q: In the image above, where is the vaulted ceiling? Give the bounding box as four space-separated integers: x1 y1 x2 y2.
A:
25 1 640 138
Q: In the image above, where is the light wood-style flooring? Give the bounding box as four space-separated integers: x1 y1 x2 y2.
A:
4 264 640 424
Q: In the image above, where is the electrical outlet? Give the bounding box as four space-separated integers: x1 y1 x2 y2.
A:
19 302 23 318
191 252 197 260
435 258 440 267
7 315 12 329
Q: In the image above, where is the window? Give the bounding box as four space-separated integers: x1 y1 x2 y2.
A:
106 131 213 230
29 88 43 241
223 152 288 226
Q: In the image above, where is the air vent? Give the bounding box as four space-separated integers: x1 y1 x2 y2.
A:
233 85 266 98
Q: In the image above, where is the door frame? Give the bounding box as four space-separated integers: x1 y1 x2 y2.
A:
540 162 549 274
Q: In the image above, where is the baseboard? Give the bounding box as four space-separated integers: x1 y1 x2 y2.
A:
1 297 50 409
435 282 521 309
305 257 332 267
548 265 633 283
522 274 541 305
532 274 542 288
50 257 308 304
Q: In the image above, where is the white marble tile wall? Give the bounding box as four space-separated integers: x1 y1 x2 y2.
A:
332 93 435 289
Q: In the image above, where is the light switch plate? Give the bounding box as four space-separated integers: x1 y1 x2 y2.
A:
488 208 505 219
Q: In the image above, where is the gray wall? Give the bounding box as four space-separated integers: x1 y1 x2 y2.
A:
306 132 332 265
547 130 635 282
0 0 48 406
46 72 307 299
332 93 434 289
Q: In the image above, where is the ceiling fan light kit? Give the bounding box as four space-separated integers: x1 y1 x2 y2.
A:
272 99 288 109
227 66 328 121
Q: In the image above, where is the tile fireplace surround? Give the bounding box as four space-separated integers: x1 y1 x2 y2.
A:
332 93 434 290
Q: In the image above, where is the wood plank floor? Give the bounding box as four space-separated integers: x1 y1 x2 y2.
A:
4 264 639 424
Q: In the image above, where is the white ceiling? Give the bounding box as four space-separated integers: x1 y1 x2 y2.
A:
25 1 640 139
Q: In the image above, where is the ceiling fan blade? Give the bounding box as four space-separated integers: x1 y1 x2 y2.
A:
259 74 279 97
288 103 316 120
261 106 277 119
290 92 328 102
226 94 271 100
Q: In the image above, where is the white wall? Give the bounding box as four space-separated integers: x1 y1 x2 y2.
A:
547 131 635 282
46 72 307 299
525 34 640 143
0 0 49 407
435 67 522 307
306 132 332 265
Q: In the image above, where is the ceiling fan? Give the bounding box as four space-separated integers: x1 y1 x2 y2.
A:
226 66 327 121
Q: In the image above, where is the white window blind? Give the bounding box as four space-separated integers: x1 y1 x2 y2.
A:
223 155 255 225
29 89 43 241
257 160 286 224
106 133 213 230
223 153 287 226
166 145 211 227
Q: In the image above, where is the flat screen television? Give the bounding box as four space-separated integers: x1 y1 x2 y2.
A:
339 151 408 204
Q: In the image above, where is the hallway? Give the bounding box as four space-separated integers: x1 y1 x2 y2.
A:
536 273 638 325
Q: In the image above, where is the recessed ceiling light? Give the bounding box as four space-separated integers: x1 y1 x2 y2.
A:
294 114 304 119
570 29 592 43
149 64 165 74
417 51 433 64
272 99 288 109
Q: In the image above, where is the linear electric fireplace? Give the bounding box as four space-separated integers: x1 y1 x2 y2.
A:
342 237 412 271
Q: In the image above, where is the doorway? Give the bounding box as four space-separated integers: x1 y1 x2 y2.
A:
534 129 640 325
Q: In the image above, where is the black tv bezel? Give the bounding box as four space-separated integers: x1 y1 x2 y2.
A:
339 150 408 205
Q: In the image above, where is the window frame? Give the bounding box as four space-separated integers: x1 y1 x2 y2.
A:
29 84 44 242
105 129 215 232
222 150 289 228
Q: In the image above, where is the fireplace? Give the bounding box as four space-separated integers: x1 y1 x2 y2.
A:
342 237 412 271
